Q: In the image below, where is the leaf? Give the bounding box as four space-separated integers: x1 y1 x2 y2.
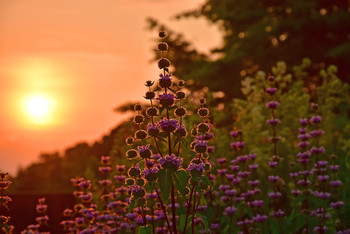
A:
198 214 209 230
200 175 211 186
158 169 172 202
168 87 177 93
174 169 190 197
139 225 153 234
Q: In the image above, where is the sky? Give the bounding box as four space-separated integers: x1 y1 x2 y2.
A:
0 0 221 175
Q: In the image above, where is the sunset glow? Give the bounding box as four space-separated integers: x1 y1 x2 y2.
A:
27 96 49 117
23 95 53 125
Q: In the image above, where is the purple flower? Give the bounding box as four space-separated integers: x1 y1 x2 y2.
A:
217 158 227 164
226 174 235 182
159 154 182 171
266 101 280 109
237 171 251 178
297 141 310 148
158 118 178 132
253 214 268 223
229 165 239 171
193 140 208 153
142 167 159 181
250 200 264 207
268 161 278 168
224 206 237 215
310 129 324 137
211 223 219 229
217 169 227 176
313 191 331 199
299 118 308 126
318 175 329 182
266 87 277 95
268 191 282 199
266 119 281 125
236 155 249 163
249 164 258 171
224 189 237 197
268 175 279 183
297 179 311 187
309 116 322 124
187 162 205 176
292 189 302 196
219 185 230 191
147 123 160 136
248 180 260 187
310 147 325 155
298 134 311 141
230 141 245 150
330 180 342 187
270 209 285 218
249 153 257 160
157 93 175 107
230 130 240 138
299 128 307 134
315 160 328 167
78 180 91 190
158 74 172 88
137 144 152 159
330 201 345 209
329 164 339 172
289 172 298 179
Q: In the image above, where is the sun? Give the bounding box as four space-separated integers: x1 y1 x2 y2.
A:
27 97 49 117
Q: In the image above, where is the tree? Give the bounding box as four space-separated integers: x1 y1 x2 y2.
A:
147 0 350 100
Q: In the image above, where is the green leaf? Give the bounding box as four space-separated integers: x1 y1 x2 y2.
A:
174 169 190 197
198 214 209 230
158 169 172 202
139 225 153 234
200 175 211 186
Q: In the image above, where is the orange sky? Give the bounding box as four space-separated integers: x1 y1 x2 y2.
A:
0 0 221 175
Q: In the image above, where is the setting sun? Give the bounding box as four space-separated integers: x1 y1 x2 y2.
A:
27 97 49 117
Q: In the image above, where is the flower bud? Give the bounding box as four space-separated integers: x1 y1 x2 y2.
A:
158 42 168 51
158 58 171 69
125 178 135 186
197 123 210 134
159 31 166 38
197 108 209 117
178 80 185 87
134 104 142 111
176 91 185 99
267 75 275 83
146 107 158 117
135 130 147 140
175 107 187 117
126 149 139 160
145 91 155 100
134 115 144 124
126 136 135 145
145 80 154 87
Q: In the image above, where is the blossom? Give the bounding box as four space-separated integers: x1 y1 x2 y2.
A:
157 93 175 107
158 74 172 88
224 206 237 215
158 118 178 132
137 144 152 159
193 140 208 154
309 116 322 124
265 101 280 109
266 87 277 95
159 154 182 171
142 167 159 182
147 123 160 137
